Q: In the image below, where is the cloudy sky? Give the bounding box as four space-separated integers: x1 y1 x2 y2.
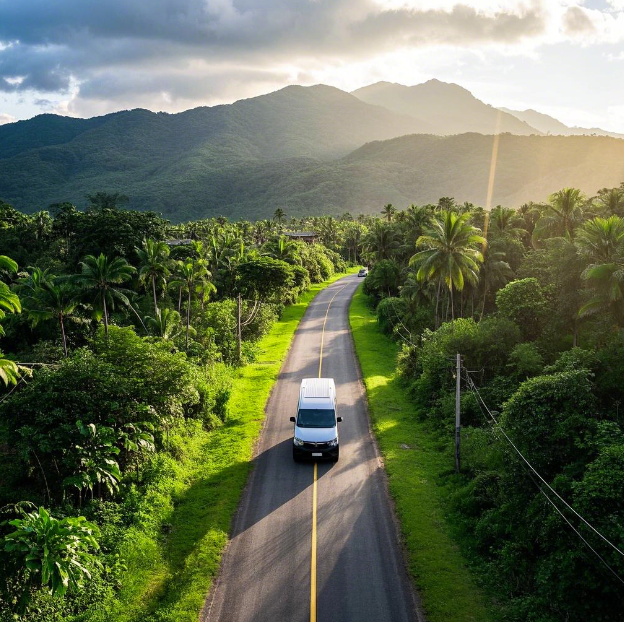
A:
1 0 624 131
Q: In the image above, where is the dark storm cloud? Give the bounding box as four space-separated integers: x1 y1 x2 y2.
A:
0 0 549 101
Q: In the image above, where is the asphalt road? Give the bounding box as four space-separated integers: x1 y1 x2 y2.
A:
202 275 421 622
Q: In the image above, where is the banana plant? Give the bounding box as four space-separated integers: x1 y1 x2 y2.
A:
0 255 21 385
4 506 100 603
63 421 121 505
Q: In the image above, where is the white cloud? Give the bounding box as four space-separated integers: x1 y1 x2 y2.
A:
0 0 622 129
0 112 15 124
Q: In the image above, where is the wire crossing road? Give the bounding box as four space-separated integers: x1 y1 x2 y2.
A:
202 275 421 622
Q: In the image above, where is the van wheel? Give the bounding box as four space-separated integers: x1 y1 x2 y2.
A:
332 451 339 463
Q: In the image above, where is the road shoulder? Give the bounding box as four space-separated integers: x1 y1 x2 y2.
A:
349 285 494 622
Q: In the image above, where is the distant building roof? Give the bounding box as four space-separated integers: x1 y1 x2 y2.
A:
166 238 193 246
284 231 316 237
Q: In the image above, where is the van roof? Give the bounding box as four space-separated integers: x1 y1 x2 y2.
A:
299 378 335 409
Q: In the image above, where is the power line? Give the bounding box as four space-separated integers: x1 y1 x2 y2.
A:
0 374 29 405
462 369 624 586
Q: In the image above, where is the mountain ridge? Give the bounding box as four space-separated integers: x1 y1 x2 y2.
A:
1 80 622 221
352 79 540 136
499 106 624 139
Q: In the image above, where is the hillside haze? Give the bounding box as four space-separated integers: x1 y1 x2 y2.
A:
500 106 624 139
352 80 539 136
1 79 622 221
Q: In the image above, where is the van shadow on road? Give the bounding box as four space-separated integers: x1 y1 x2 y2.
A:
230 437 332 538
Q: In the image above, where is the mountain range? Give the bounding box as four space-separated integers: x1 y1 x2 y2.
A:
0 79 623 221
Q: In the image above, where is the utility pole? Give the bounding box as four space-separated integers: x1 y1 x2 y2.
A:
455 353 461 474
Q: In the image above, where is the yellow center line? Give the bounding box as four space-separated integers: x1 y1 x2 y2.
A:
311 281 348 622
318 284 347 378
310 461 318 622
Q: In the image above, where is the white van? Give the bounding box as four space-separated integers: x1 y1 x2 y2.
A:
290 378 342 462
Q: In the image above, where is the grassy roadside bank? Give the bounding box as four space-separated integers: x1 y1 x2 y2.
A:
97 269 358 622
349 286 493 622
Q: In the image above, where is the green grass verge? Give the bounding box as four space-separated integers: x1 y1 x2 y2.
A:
349 286 493 622
95 268 358 622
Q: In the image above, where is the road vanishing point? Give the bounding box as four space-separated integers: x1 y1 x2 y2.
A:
202 275 422 622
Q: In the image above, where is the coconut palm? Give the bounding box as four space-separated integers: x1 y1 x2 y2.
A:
22 278 81 357
343 222 367 263
69 254 136 339
262 235 300 263
478 246 513 320
381 203 397 222
489 206 526 239
317 217 341 249
596 186 624 217
273 208 286 226
169 259 212 349
515 202 542 241
146 307 182 341
136 239 170 314
577 216 624 323
534 188 585 241
410 210 485 322
364 221 401 263
576 215 624 263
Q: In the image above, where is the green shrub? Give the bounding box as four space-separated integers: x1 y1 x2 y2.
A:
508 342 544 378
496 278 547 341
375 297 407 335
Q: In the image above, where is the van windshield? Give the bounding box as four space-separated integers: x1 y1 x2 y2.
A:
297 408 336 428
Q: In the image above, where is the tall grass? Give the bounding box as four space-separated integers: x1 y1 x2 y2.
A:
92 269 358 622
349 286 493 622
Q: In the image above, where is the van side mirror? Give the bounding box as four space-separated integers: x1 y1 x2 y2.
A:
337 416 343 423
289 416 296 423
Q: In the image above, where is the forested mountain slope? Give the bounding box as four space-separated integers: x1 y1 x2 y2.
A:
500 106 624 139
212 133 624 219
352 80 539 136
2 84 624 220
0 84 424 216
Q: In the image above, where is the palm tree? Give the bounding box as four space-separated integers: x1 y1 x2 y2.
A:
343 222 367 263
263 235 300 263
576 215 624 263
478 246 513 320
516 202 542 242
170 260 212 349
317 217 340 249
22 278 81 357
596 187 624 217
273 208 286 226
146 307 182 341
381 203 396 222
69 254 136 339
577 216 624 323
534 188 585 241
489 206 526 239
364 221 401 263
136 239 170 314
410 211 485 322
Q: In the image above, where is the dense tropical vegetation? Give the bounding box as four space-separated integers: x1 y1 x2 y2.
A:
359 184 624 622
0 196 348 620
1 180 624 620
